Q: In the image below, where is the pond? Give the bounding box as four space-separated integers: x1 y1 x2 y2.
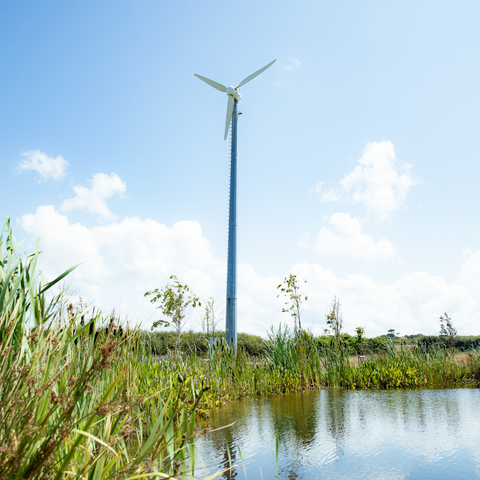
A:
193 388 480 479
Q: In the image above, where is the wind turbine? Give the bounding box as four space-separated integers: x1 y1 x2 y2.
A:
195 59 275 350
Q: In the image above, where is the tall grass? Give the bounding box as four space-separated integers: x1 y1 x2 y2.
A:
0 218 215 479
261 325 480 390
3 211 478 477
136 325 480 419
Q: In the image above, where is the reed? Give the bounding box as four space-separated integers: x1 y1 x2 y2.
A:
3 211 478 477
0 218 215 480
136 324 480 417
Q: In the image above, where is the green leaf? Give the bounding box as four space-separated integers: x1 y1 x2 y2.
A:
39 263 82 294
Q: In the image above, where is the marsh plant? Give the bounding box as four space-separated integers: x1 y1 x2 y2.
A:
0 218 213 479
2 212 479 478
263 324 480 390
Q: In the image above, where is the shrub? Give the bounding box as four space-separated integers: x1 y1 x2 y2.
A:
140 329 267 357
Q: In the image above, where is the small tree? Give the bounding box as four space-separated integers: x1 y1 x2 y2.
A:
439 312 457 347
276 274 307 334
145 275 201 348
355 326 365 343
325 295 343 344
203 297 221 340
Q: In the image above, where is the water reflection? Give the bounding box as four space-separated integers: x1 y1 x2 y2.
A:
195 388 480 479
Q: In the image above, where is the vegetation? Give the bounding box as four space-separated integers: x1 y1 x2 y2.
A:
201 297 220 339
138 326 480 403
0 219 215 479
276 274 307 333
3 213 480 478
440 312 457 346
145 275 201 348
141 330 267 357
325 295 343 343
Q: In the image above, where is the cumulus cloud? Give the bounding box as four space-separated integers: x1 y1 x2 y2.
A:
293 263 478 337
60 173 126 221
320 141 417 221
17 150 68 181
20 206 227 328
457 250 480 297
18 206 480 338
313 212 397 261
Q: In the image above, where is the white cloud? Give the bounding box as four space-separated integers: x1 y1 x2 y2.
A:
294 263 477 337
320 141 417 221
21 205 109 283
18 207 480 338
20 206 226 329
457 250 480 297
60 173 126 221
313 212 397 261
17 150 68 181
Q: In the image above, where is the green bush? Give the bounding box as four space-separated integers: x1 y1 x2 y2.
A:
238 332 267 356
416 335 447 352
414 335 480 352
451 336 480 351
141 329 267 357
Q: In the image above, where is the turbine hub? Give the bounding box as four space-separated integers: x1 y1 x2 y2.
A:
226 86 241 101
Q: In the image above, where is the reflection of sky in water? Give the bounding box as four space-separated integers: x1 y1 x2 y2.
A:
193 388 480 479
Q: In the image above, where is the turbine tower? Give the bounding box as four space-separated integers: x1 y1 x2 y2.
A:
195 59 275 350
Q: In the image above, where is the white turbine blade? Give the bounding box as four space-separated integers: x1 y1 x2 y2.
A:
236 59 276 88
194 74 227 92
224 96 234 140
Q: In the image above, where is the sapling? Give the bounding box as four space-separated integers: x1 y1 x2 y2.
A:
145 275 201 348
276 274 307 334
325 295 343 345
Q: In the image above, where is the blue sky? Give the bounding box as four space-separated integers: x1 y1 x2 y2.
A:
2 1 480 336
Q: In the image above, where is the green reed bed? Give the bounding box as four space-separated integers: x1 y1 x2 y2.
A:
3 210 480 478
0 218 221 480
137 346 306 417
136 300 480 408
261 326 480 390
141 326 480 407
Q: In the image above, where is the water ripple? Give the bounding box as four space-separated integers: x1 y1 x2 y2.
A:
194 388 480 479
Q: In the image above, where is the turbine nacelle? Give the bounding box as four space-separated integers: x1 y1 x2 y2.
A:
226 86 241 101
194 59 275 139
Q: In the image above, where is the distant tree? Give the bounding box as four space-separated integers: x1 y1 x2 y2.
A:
439 312 457 346
355 326 366 355
325 296 343 344
276 274 307 334
355 326 365 343
145 275 201 348
387 329 396 338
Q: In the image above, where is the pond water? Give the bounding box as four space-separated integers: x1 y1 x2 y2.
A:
193 388 480 479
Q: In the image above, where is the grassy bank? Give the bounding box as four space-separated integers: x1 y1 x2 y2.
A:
136 326 480 417
3 215 480 479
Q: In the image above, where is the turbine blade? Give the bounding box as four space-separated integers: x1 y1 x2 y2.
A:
237 59 276 88
224 96 234 140
194 74 227 92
